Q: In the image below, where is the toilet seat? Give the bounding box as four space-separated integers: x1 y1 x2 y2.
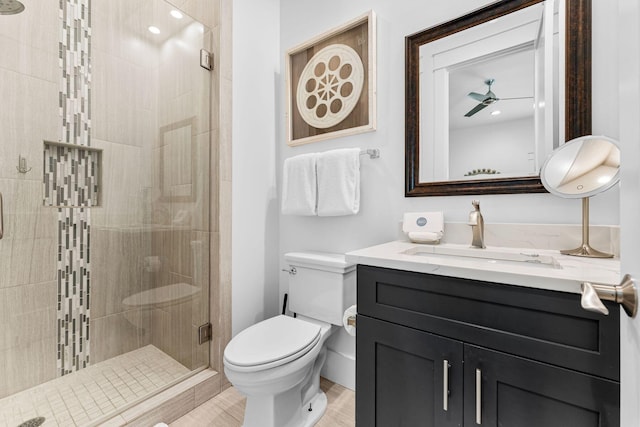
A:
224 315 321 372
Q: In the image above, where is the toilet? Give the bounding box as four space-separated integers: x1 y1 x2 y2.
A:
223 252 356 427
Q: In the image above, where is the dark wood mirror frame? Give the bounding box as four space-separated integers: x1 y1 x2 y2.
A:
405 0 591 197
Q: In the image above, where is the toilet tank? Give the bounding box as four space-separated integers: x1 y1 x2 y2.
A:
285 252 356 326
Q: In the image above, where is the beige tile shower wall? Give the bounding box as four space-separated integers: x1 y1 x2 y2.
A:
91 228 153 363
153 22 212 233
0 282 57 398
146 230 210 370
91 0 159 230
0 0 60 398
90 0 161 365
216 0 232 385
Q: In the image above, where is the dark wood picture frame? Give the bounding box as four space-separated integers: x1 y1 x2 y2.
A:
405 0 592 197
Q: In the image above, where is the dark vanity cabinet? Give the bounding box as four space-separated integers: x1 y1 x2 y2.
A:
356 265 620 427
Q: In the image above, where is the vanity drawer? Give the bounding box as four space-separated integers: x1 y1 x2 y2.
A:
357 265 620 381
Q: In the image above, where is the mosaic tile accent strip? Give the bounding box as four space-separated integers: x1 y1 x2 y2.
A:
43 142 100 207
0 346 190 427
56 207 91 376
59 0 92 147
55 0 93 376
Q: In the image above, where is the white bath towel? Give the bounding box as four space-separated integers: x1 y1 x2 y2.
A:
317 148 360 216
281 153 318 216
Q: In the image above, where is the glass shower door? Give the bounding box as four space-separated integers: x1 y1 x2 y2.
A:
90 0 213 376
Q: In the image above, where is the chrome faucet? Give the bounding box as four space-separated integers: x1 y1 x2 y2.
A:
468 200 486 249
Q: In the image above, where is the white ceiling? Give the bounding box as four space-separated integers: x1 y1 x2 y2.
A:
448 47 535 130
93 0 203 46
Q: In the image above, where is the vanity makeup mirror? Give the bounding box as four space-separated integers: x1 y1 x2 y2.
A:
540 135 620 258
406 0 592 196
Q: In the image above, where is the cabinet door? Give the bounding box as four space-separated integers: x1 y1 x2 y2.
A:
464 345 620 427
357 315 464 427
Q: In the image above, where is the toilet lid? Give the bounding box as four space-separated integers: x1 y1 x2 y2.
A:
224 315 321 369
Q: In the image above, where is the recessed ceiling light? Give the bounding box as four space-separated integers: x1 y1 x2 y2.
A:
170 10 183 19
148 26 161 34
491 110 501 116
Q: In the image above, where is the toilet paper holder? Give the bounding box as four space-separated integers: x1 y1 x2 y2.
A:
346 315 356 327
343 306 357 336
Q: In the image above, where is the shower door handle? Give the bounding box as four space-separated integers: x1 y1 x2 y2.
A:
0 192 3 239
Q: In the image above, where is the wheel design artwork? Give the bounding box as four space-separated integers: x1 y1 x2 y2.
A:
296 44 364 129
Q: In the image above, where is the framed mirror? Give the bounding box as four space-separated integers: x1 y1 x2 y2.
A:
405 0 591 196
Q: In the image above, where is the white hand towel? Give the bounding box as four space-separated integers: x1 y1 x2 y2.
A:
317 148 360 216
281 153 318 215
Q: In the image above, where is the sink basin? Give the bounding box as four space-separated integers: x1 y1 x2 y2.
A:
403 245 562 269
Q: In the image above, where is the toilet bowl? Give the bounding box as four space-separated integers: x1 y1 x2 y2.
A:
223 252 356 427
225 315 335 427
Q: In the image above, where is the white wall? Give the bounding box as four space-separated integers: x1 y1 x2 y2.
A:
273 0 620 387
231 0 281 336
276 0 619 249
230 0 621 388
449 117 535 179
616 0 640 424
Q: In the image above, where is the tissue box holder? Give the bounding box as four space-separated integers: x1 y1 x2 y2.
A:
403 212 444 244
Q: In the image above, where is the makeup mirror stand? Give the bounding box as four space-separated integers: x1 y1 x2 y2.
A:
540 135 620 259
561 197 613 258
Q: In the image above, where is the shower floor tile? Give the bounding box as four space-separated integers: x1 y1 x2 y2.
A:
0 345 190 427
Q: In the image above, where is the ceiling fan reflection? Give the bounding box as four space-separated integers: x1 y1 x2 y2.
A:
465 78 533 117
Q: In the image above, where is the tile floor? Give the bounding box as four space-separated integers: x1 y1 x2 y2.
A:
0 345 189 427
170 377 355 427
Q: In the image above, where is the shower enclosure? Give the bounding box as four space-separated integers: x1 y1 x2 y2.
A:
0 0 216 425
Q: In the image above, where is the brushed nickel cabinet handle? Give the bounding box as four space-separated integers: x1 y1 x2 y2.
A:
443 360 450 411
476 368 482 424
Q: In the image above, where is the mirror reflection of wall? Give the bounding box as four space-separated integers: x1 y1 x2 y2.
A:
449 118 535 180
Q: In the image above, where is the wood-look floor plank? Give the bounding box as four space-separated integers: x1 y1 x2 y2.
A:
170 377 354 426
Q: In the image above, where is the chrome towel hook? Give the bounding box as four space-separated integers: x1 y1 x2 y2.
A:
16 155 32 174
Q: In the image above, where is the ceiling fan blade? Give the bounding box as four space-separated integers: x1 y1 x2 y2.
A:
464 103 489 117
468 92 487 102
499 96 534 101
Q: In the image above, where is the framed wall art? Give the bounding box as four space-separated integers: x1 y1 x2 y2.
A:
286 10 376 146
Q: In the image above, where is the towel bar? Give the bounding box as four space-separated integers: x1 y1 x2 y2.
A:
360 148 380 159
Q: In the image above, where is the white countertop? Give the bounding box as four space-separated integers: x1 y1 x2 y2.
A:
345 241 621 294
